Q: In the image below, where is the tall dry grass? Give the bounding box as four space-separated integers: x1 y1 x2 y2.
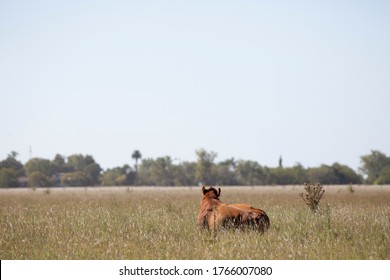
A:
0 186 389 259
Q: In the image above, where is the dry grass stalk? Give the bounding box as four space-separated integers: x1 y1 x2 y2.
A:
299 182 325 212
212 204 218 241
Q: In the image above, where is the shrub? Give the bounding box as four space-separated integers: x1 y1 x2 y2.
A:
299 182 325 212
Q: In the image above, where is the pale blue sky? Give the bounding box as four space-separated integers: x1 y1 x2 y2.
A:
1 0 389 171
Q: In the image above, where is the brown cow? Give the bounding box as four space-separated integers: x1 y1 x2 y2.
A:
197 186 270 233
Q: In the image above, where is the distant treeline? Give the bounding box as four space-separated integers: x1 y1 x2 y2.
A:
0 149 390 188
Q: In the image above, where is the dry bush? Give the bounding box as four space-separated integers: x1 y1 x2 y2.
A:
299 182 325 212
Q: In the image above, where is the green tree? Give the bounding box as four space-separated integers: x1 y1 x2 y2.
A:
101 167 123 186
52 154 70 173
121 164 136 186
132 150 142 172
214 158 237 185
0 151 24 177
132 150 142 184
291 163 307 184
235 160 268 185
0 168 19 188
61 172 91 186
101 165 135 186
306 163 362 185
306 165 339 184
150 156 174 186
28 171 53 188
359 150 390 183
24 158 55 177
67 154 94 170
84 163 102 185
269 167 301 185
195 148 217 185
136 157 175 186
172 161 196 186
279 156 283 168
137 158 154 186
374 166 390 184
67 154 101 185
331 163 362 184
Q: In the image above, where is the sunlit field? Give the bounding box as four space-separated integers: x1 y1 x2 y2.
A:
1 185 389 260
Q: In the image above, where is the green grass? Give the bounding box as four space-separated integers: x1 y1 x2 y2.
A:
0 186 389 259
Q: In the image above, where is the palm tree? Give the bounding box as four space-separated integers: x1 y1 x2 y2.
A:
132 150 142 173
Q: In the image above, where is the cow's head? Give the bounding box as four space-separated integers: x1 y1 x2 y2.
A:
202 186 221 199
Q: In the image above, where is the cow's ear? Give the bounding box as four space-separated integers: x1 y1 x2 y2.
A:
218 188 221 197
202 186 206 194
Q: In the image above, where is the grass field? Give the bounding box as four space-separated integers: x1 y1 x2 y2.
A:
0 185 389 260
